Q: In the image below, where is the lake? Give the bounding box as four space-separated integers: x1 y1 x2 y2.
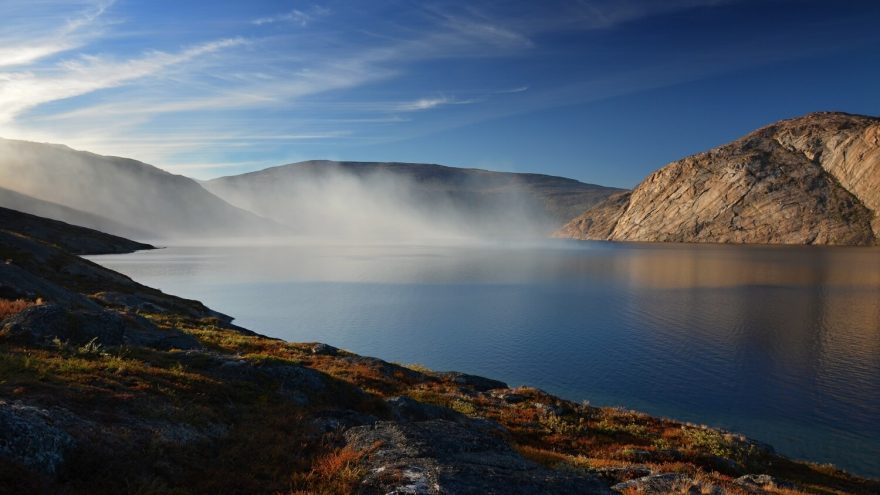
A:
87 240 880 478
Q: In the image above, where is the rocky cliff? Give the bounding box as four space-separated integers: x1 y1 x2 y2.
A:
556 112 880 245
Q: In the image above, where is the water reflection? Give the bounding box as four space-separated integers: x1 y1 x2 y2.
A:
88 241 880 477
602 243 880 289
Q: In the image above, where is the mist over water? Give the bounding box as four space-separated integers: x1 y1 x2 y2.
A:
89 240 880 478
203 163 562 242
0 139 580 243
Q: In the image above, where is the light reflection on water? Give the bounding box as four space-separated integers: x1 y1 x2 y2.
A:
88 241 880 478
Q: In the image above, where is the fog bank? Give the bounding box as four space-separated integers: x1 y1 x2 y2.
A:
203 161 618 243
0 139 619 244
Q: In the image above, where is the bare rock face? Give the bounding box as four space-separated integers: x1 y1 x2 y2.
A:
770 112 880 236
553 192 631 240
557 112 880 245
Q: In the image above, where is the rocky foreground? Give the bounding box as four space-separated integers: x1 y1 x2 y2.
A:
1 208 877 494
556 112 880 245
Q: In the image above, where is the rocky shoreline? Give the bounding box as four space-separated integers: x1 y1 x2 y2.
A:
1 207 877 494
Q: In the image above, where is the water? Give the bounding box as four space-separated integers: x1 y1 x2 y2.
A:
88 240 880 478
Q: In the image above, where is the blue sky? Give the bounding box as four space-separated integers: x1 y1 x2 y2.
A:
1 0 879 187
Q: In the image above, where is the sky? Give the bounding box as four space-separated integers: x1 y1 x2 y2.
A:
1 0 879 188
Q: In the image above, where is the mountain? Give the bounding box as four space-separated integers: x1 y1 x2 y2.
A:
0 138 282 239
0 186 152 240
0 205 153 256
203 160 623 238
556 112 880 245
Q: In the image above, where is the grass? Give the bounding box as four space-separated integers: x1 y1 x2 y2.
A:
287 444 374 495
0 298 35 319
2 309 877 495
517 445 577 468
400 362 433 374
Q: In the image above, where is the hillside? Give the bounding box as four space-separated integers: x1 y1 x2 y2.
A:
203 161 623 237
0 138 282 239
556 112 880 245
0 187 152 241
0 206 153 256
1 209 877 494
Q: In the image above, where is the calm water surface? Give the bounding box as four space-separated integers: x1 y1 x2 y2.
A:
88 241 880 477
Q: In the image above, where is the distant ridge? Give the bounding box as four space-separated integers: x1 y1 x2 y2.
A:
556 112 880 245
0 138 283 239
0 186 152 240
204 160 624 236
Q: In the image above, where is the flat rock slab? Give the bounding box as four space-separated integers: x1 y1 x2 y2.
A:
345 419 612 494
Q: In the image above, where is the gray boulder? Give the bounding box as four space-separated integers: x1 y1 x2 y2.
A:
91 291 166 313
1 304 124 346
435 371 507 392
1 303 201 350
122 319 202 350
311 343 339 356
311 409 378 434
593 465 653 484
612 473 692 494
386 396 466 424
735 474 796 491
0 261 99 311
0 401 74 475
259 362 329 393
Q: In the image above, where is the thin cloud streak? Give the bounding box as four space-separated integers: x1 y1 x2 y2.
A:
396 96 464 112
498 86 529 94
0 1 576 152
253 6 331 26
395 95 483 112
0 38 245 124
0 0 115 68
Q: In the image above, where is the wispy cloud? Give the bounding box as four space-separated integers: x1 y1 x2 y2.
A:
395 96 479 112
1 0 812 181
0 0 115 68
1 0 541 150
253 6 330 26
441 16 534 50
0 37 245 124
516 0 738 31
497 86 529 94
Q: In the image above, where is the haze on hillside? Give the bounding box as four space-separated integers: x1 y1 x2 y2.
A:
0 138 619 243
203 161 620 242
210 166 538 242
0 138 283 241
